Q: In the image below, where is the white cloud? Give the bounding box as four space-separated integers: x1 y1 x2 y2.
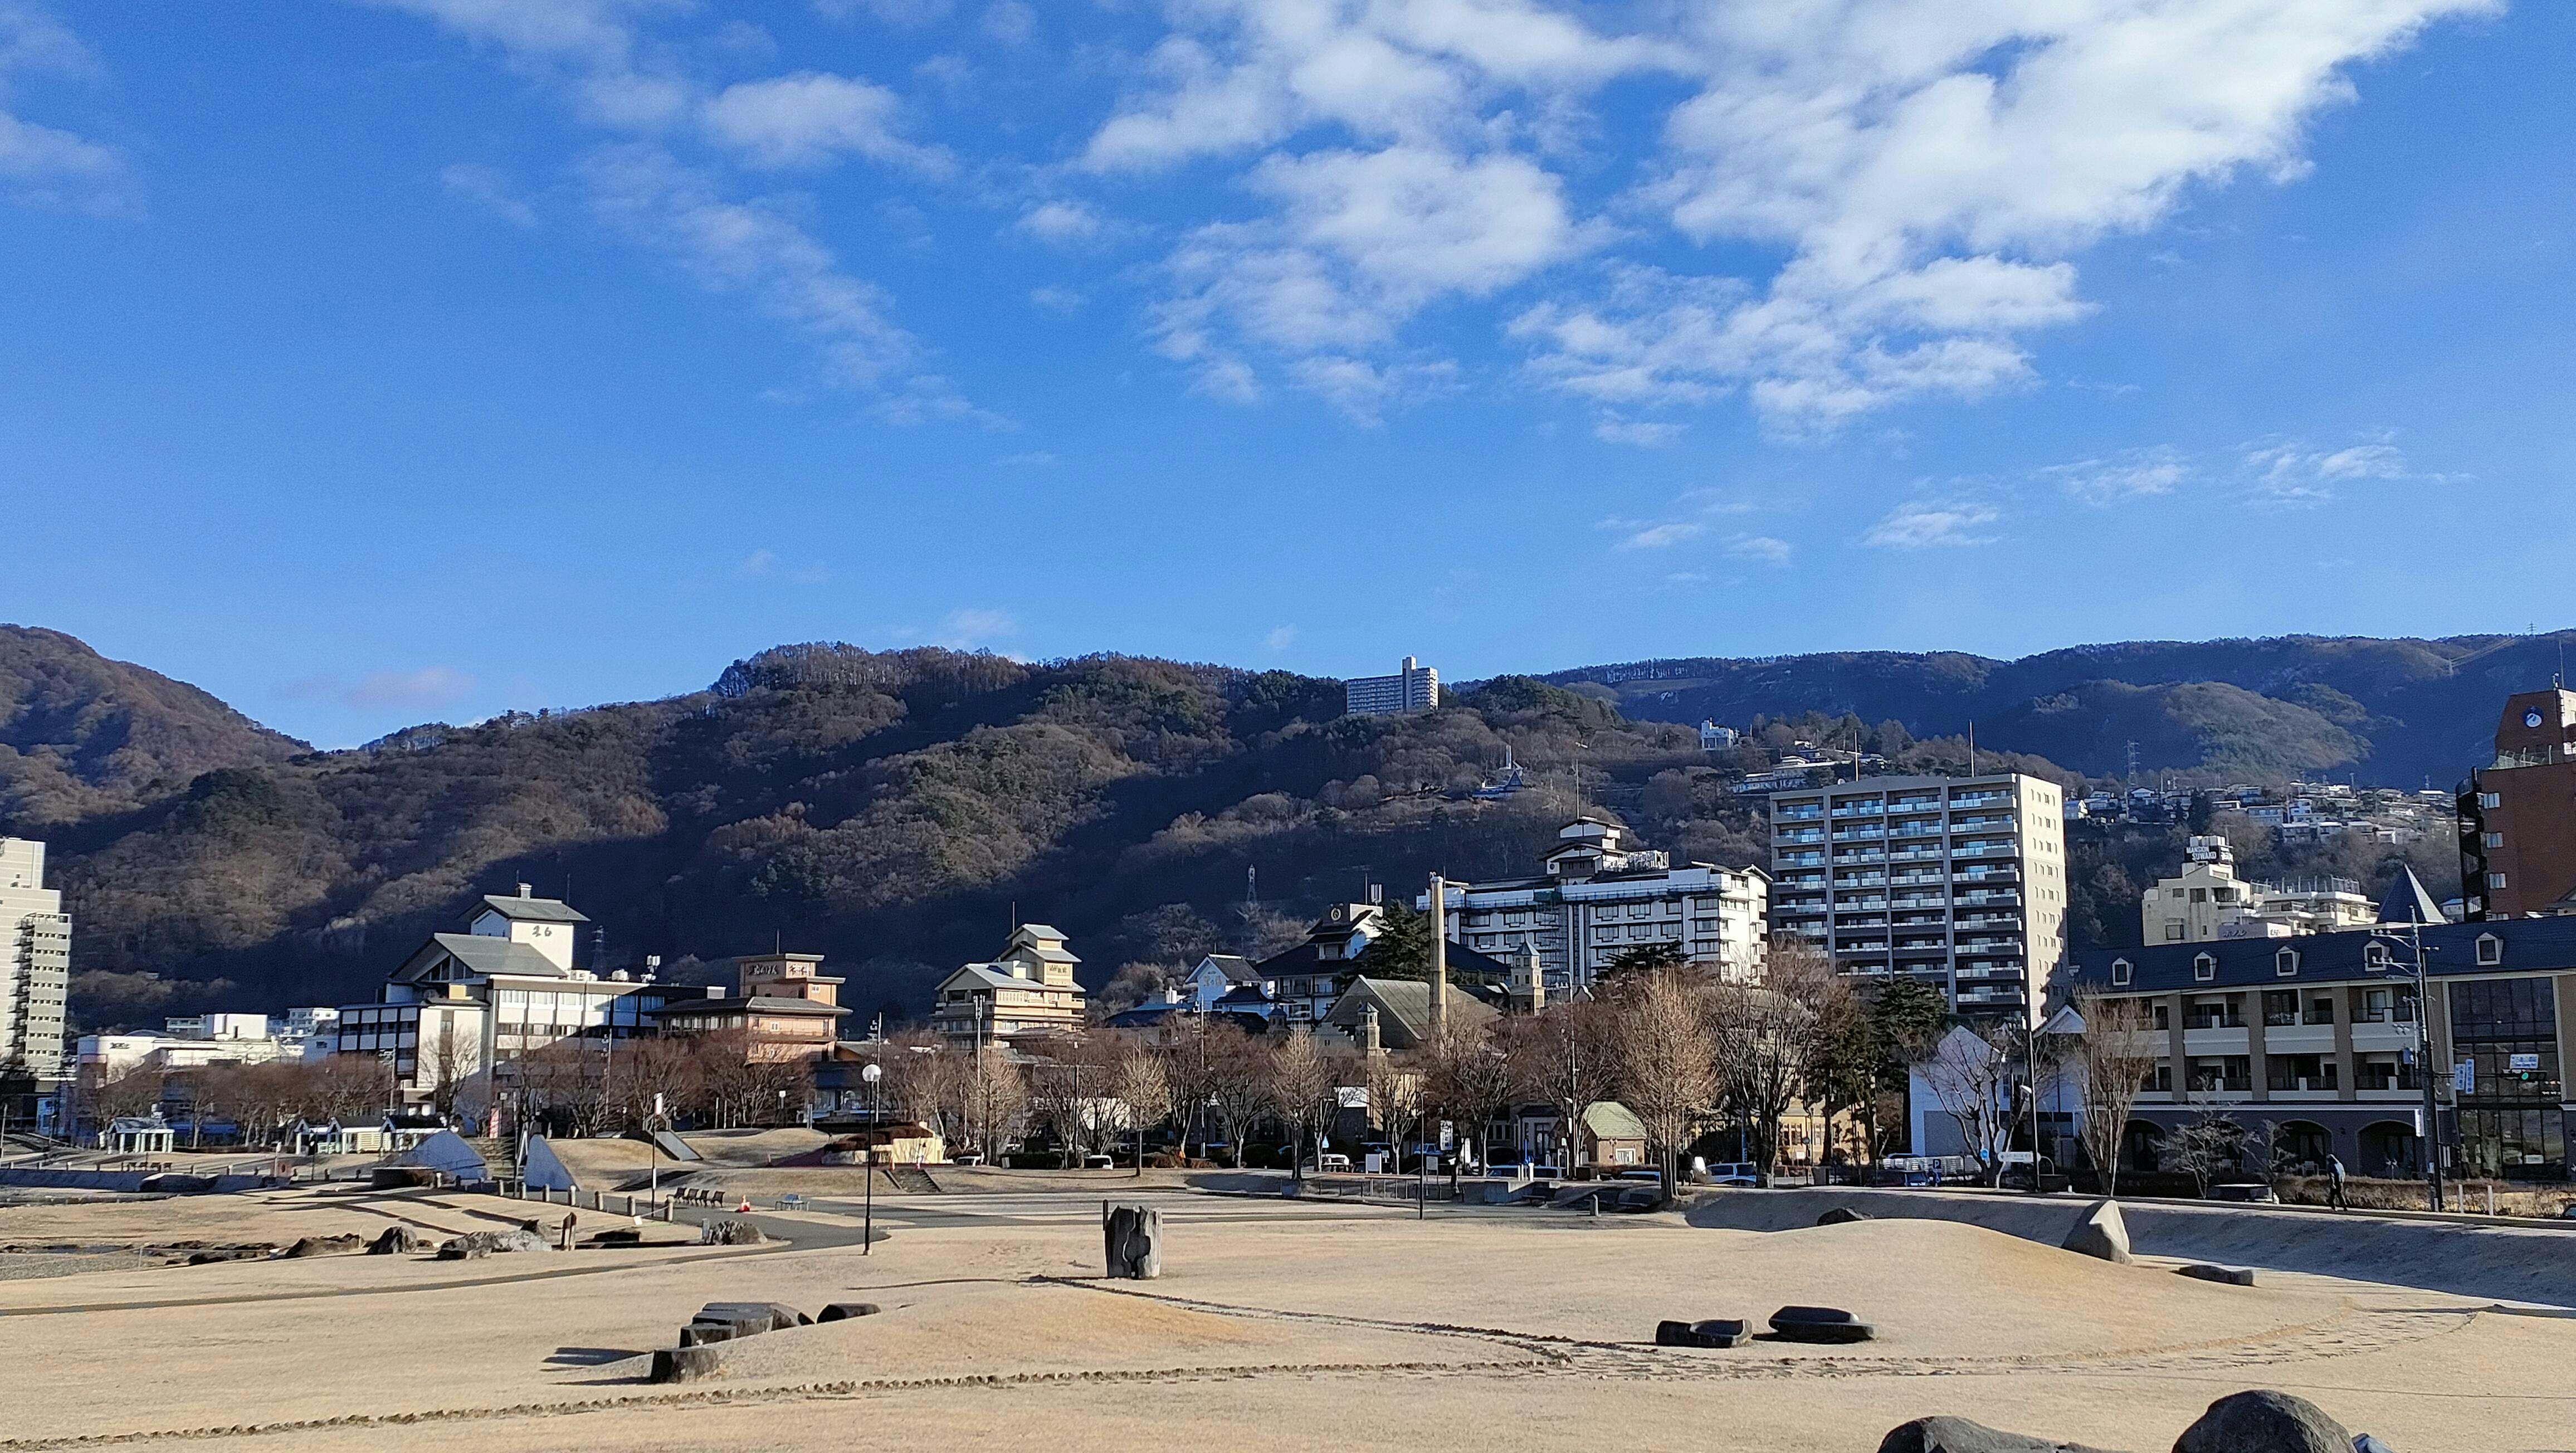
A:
438 162 538 226
1861 500 1999 550
1593 416 1683 447
980 1 1035 46
702 71 941 170
581 144 920 392
1726 534 1793 565
1265 625 1297 651
1610 520 1706 551
344 666 477 713
0 3 134 214
2045 446 2190 506
1017 199 1102 244
1027 285 1087 316
930 607 1016 649
2241 437 2419 508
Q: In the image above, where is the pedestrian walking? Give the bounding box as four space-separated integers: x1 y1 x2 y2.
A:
2326 1154 2349 1211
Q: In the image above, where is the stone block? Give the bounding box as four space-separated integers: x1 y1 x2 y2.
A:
2062 1199 2133 1264
1103 1203 1163 1280
2173 1264 2256 1287
819 1302 882 1322
650 1345 726 1384
1655 1318 1752 1349
366 1226 425 1255
1768 1305 1877 1344
1816 1206 1872 1226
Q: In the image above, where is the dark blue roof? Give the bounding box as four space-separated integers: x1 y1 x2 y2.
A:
1103 1003 1184 1028
2063 915 2576 994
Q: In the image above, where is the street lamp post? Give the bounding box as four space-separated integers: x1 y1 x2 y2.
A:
860 1062 882 1256
2368 919 2443 1212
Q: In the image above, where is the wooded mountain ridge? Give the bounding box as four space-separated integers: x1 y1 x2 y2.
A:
0 624 2526 1033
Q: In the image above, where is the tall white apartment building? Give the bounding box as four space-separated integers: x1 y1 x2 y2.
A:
1424 818 1770 997
1344 656 1440 716
0 838 71 1079
1768 773 2066 1022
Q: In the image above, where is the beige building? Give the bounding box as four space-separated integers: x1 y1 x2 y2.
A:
1 837 71 1080
652 952 848 1061
1770 772 2067 1022
931 924 1088 1051
2143 836 2378 943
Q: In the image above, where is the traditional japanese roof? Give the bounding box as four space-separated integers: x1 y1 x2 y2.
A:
476 894 590 925
651 995 848 1018
391 933 570 984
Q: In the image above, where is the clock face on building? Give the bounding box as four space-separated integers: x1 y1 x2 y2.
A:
2526 708 2545 729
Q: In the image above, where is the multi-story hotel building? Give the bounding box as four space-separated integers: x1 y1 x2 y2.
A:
1344 656 1440 716
1768 772 2066 1022
0 837 71 1082
2458 688 2576 919
2063 918 2572 1183
1423 818 1769 997
930 924 1089 1051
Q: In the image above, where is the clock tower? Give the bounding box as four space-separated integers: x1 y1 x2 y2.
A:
2460 688 2576 919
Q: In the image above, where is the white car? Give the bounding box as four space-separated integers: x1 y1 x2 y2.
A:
1310 1153 1353 1173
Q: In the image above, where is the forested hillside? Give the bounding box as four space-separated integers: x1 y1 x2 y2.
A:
3 625 2514 1034
1544 632 2570 786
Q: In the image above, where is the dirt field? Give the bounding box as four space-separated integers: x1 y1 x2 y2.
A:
0 1182 2567 1452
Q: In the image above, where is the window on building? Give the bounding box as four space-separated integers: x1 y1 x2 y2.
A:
2306 996 2335 1026
2276 948 2299 977
2193 953 2217 983
2165 921 2185 942
2477 934 2504 966
2111 958 2131 986
2151 1002 2171 1030
2263 989 2299 1027
2484 832 2505 849
2479 792 2501 810
2489 871 2510 890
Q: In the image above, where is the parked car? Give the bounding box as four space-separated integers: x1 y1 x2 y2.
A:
1705 1161 1763 1187
1306 1152 1353 1173
1083 1153 1114 1169
1617 1168 1665 1184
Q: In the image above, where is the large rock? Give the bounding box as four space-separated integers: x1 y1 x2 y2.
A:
698 1219 767 1246
2170 1391 2351 1453
277 1233 367 1259
819 1302 881 1322
1878 1415 2126 1452
696 1301 804 1333
2174 1264 2256 1287
435 1227 550 1261
2062 1199 2133 1264
650 1345 727 1383
367 1225 426 1255
1103 1203 1163 1280
1768 1305 1877 1344
1816 1206 1872 1226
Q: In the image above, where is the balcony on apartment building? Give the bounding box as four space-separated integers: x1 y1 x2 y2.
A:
1955 888 2022 906
1775 803 1825 822
1830 825 1887 842
1950 791 2011 808
1778 850 1826 867
1829 801 1885 817
1889 817 1943 837
1949 812 2017 831
1778 827 1827 845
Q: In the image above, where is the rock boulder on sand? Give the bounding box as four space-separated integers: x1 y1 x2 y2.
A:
367 1225 426 1255
699 1219 767 1246
435 1228 550 1260
277 1233 367 1259
1816 1206 1872 1226
1877 1415 2127 1452
2170 1390 2351 1453
2062 1200 2133 1264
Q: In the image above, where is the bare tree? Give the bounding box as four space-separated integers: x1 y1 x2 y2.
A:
1026 1035 1113 1167
1607 966 1718 1200
1201 1022 1270 1169
422 1017 482 1123
1110 1040 1174 1177
2167 1101 2244 1197
608 1034 704 1132
1707 940 1834 1182
1362 1049 1423 1172
1508 999 1614 1173
1422 1024 1515 1169
2072 989 2163 1197
961 1051 1028 1160
1265 1027 1340 1179
1916 1023 2018 1182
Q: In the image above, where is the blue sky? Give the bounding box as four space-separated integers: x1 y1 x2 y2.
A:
3 1 2569 747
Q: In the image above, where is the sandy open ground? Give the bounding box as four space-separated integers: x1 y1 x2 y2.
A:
0 1180 2569 1452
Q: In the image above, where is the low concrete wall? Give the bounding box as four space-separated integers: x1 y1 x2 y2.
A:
0 1167 270 1194
1689 1186 2576 1309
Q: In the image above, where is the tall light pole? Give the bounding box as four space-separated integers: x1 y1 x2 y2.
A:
2368 918 2443 1212
860 1062 882 1255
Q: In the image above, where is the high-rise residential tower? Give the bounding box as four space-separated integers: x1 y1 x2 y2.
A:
0 838 71 1080
1768 772 2067 1022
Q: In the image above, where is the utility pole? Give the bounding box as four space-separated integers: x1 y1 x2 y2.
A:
1428 872 1450 1043
2370 916 2444 1212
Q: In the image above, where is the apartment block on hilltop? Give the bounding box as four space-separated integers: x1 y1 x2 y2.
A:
1344 656 1440 716
1424 818 1770 998
2142 835 2378 943
0 837 70 1082
1769 772 2066 1022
